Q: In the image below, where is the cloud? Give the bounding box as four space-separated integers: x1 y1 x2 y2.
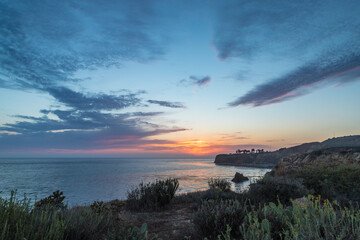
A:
215 0 360 59
215 0 360 106
229 52 360 107
46 87 142 111
0 1 193 155
147 100 186 109
0 109 188 152
0 0 165 91
179 75 211 87
0 84 189 154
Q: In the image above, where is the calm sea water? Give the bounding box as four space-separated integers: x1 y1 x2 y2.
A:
0 158 270 206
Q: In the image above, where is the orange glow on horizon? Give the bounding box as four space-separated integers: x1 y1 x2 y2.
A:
14 134 277 156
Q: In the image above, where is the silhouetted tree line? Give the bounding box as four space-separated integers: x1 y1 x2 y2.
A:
235 148 265 154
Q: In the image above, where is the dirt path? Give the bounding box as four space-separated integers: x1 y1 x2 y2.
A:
119 202 196 240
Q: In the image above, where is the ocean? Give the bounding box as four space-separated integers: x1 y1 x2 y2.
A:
0 158 270 206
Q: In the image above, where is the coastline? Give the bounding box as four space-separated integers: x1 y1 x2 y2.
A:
214 162 275 169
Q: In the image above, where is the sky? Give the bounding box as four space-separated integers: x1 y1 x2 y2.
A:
0 0 360 157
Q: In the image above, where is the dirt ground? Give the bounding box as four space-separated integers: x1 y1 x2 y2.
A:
109 196 199 240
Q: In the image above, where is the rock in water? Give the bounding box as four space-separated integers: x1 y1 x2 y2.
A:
231 172 249 183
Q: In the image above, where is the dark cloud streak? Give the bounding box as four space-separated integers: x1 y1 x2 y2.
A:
179 75 211 87
0 109 188 152
147 100 186 109
46 87 142 111
229 52 360 107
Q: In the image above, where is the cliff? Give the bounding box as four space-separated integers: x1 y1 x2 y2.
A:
271 147 360 176
214 152 279 168
214 135 360 168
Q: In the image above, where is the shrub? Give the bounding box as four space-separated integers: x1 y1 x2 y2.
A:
193 199 248 239
107 223 161 240
291 164 360 203
201 188 245 202
35 190 67 211
63 206 112 240
127 178 179 211
208 178 231 192
0 192 155 240
90 201 111 215
240 196 360 240
247 176 310 205
0 191 66 240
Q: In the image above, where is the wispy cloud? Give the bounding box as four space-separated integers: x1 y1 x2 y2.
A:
179 75 211 87
0 1 192 155
0 1 165 91
147 100 186 109
229 52 360 107
0 109 187 153
215 0 360 106
46 87 142 111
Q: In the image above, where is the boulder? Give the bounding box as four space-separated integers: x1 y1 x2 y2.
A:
231 172 249 183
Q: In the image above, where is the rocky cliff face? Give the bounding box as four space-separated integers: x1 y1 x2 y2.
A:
215 152 280 168
271 147 360 176
214 135 360 168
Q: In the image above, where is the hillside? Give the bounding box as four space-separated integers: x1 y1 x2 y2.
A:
214 135 360 167
271 147 360 176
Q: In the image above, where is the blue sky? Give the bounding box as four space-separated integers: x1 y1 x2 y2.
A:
0 0 359 157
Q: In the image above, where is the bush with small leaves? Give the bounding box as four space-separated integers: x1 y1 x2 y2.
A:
193 199 248 239
247 176 310 205
291 164 360 204
90 201 111 215
127 178 179 211
63 206 112 240
239 196 360 240
35 190 67 211
201 188 245 202
208 178 231 192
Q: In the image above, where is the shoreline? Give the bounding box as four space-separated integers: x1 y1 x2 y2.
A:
215 162 275 169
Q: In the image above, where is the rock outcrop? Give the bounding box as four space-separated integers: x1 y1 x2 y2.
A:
231 172 249 183
271 147 360 176
215 152 279 168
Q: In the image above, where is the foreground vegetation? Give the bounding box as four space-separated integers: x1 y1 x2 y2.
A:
1 164 360 240
0 191 159 240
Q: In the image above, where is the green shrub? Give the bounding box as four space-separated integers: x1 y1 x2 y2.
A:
0 191 155 240
90 201 111 215
193 199 248 239
247 176 310 205
35 190 67 211
127 178 179 211
291 164 360 203
172 190 204 204
240 195 360 240
63 206 112 240
107 223 161 240
0 191 66 240
201 188 245 202
208 178 231 192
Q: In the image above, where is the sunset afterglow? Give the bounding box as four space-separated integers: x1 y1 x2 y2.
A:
0 1 360 157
